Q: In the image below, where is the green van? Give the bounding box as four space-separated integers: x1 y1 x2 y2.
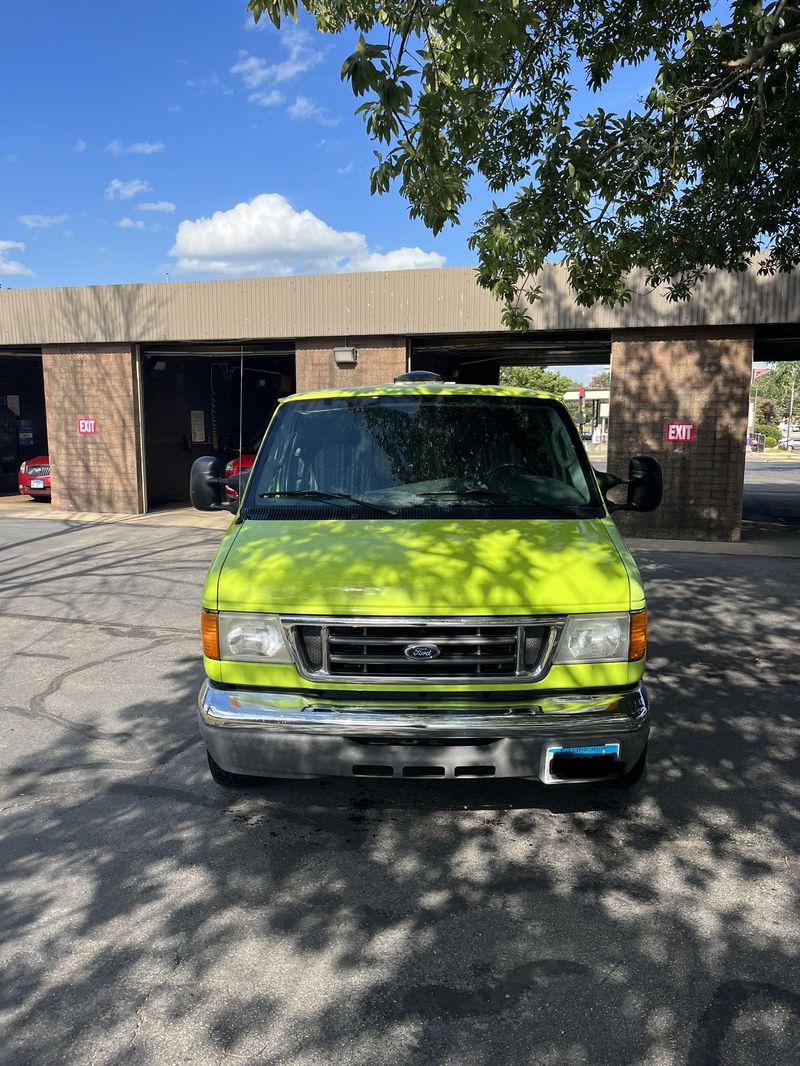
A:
190 375 661 788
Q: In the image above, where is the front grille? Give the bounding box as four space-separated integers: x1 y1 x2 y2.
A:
287 617 561 683
26 465 50 477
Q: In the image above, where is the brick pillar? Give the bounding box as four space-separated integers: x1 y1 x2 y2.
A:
295 336 407 392
607 327 753 541
41 344 144 514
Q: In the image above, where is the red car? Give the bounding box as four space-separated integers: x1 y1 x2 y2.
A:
224 454 255 501
19 455 51 500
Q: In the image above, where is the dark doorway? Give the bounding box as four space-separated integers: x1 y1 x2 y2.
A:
0 351 48 495
141 344 295 509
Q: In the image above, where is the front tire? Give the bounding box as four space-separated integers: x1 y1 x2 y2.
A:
206 749 263 789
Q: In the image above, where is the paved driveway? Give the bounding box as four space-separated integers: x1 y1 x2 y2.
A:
0 516 798 1065
742 459 800 533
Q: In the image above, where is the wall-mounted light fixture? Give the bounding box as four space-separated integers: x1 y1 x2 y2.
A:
333 346 357 368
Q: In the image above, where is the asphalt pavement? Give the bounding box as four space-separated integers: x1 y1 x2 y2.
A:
742 459 800 533
0 514 798 1066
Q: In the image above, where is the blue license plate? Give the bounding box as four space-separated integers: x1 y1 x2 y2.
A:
544 741 621 783
553 744 620 757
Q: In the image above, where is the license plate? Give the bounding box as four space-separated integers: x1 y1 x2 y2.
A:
543 742 621 784
551 744 620 757
31 479 45 488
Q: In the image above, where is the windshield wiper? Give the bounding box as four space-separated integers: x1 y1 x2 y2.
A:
257 490 397 516
417 488 584 517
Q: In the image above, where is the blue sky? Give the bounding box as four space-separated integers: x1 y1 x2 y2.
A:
0 0 657 297
0 1 487 288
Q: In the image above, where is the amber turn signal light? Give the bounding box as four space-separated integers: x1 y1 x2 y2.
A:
628 610 647 661
201 609 220 660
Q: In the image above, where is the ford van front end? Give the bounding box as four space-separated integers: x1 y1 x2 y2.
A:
191 382 661 788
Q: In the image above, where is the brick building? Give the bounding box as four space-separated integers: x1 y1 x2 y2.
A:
1 264 798 539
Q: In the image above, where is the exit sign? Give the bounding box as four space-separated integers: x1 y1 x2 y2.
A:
77 418 97 434
666 422 695 443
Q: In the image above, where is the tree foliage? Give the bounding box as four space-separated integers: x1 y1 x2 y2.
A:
589 369 612 389
498 365 580 395
752 361 800 418
248 1 800 326
499 364 581 419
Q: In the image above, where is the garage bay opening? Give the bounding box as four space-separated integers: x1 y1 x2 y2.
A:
0 349 49 503
141 343 295 511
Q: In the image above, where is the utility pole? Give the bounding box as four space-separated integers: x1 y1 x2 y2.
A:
786 365 797 447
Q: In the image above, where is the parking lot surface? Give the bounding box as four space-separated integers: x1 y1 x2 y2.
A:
0 515 798 1065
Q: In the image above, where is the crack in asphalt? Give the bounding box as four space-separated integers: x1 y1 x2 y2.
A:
1 638 196 773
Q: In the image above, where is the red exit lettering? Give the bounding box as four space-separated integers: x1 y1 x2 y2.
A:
666 422 695 443
77 418 97 434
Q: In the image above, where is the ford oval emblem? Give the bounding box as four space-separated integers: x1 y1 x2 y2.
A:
404 643 441 661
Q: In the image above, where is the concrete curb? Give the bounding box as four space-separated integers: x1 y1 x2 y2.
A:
627 535 800 558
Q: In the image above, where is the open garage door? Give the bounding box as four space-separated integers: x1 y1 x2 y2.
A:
409 331 612 384
743 336 800 543
141 343 295 509
0 350 48 499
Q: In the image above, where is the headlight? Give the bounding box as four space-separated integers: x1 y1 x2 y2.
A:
217 612 293 663
224 461 235 477
19 462 27 474
553 613 630 664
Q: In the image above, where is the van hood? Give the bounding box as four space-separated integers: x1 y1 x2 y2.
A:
215 517 638 616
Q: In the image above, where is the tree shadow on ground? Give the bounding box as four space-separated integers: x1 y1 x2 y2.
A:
0 538 798 1065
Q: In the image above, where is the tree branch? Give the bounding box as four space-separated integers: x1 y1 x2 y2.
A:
724 29 800 69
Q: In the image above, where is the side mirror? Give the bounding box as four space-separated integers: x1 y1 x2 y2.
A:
190 456 225 511
626 455 662 512
599 455 662 513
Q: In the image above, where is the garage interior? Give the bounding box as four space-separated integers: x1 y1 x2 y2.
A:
409 331 612 382
141 343 295 509
0 349 48 495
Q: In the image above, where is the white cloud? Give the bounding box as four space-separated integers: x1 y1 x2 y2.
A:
231 29 322 89
230 54 270 89
347 248 447 271
288 95 340 126
0 240 34 276
116 217 146 230
73 138 87 153
62 230 75 238
168 192 445 277
167 104 181 113
136 200 176 213
249 89 284 108
105 139 165 155
18 213 69 229
105 178 152 200
337 160 355 175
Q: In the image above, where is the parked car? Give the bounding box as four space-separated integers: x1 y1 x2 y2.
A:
190 375 662 791
223 453 256 501
777 437 800 451
18 455 51 499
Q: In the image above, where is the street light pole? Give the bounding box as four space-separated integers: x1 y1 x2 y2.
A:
787 365 797 448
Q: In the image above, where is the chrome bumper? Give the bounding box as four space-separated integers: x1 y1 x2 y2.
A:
198 681 650 782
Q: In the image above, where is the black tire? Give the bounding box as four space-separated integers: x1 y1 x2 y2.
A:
206 749 262 789
609 745 648 789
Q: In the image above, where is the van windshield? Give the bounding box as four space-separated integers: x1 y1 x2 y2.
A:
244 394 603 519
